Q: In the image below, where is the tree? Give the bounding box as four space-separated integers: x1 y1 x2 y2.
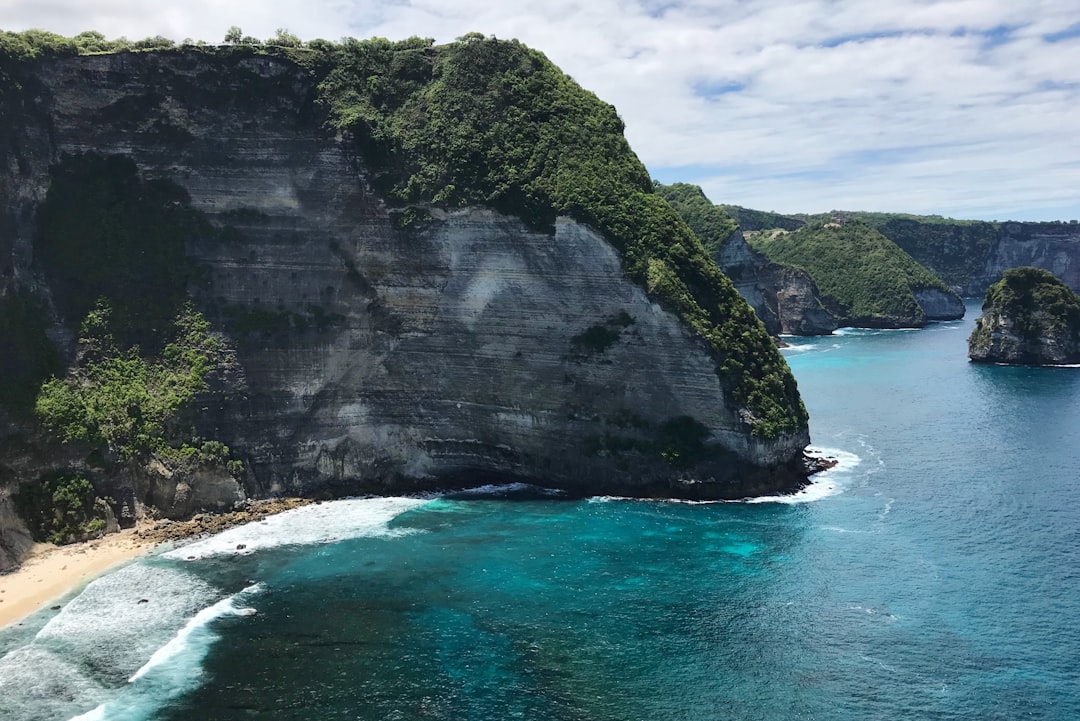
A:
270 28 302 47
224 26 242 44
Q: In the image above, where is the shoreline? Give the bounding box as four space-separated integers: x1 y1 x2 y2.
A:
0 529 155 630
0 497 314 631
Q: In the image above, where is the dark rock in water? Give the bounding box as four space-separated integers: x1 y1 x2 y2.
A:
968 267 1080 365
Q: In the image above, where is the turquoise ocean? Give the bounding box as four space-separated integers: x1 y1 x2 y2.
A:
2 299 1079 720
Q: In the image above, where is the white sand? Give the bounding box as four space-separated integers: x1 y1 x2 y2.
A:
0 529 156 629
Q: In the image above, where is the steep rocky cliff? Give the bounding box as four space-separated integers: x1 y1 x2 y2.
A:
749 220 964 328
656 184 836 336
0 36 813 558
873 218 1080 297
968 267 1080 365
728 208 1080 299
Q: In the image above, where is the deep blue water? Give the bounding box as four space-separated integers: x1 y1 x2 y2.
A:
2 300 1080 720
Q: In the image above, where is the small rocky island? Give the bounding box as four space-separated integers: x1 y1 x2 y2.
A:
968 267 1080 365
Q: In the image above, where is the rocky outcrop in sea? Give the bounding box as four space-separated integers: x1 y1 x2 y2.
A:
968 267 1080 365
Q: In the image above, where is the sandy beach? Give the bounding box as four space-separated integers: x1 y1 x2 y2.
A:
0 529 157 630
0 497 314 631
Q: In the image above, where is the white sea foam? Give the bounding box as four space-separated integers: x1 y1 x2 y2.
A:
745 446 861 505
586 448 860 506
164 496 429 561
129 583 263 682
832 327 919 337
35 564 220 678
441 482 566 498
0 564 220 721
0 645 108 721
67 585 265 721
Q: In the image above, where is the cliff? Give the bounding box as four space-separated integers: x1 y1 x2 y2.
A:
726 206 1080 299
968 267 1080 365
0 34 812 561
748 220 964 328
656 184 836 336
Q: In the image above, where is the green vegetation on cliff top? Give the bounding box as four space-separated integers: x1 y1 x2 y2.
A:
748 220 953 324
1 28 807 439
981 267 1080 331
654 183 739 258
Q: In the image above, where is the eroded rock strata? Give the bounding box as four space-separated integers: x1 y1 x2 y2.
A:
0 40 814 562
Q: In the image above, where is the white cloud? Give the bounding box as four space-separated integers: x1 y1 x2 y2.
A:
1 0 1078 220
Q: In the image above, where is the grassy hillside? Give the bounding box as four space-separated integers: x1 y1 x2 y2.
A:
0 29 807 439
748 220 954 324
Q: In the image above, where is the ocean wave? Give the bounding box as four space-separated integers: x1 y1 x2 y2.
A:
585 447 861 506
439 482 567 499
0 564 221 721
0 646 108 721
744 446 861 505
35 565 219 679
163 496 429 561
832 327 918 336
68 585 265 721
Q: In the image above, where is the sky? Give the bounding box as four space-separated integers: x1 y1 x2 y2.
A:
3 0 1079 222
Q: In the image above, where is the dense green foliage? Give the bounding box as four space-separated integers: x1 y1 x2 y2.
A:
715 203 1002 291
13 470 108 544
982 267 1080 332
2 30 808 439
35 153 203 347
749 220 953 324
0 29 176 60
35 302 232 464
0 290 60 414
654 183 738 258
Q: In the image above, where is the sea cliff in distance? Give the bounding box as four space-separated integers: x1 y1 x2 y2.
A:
658 183 963 333
969 267 1080 365
721 204 1080 299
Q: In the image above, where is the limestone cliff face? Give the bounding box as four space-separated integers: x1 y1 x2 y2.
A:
764 266 838 335
980 223 1080 297
912 288 966 320
710 230 837 336
968 309 1080 364
876 219 1080 298
711 229 780 335
0 49 811 520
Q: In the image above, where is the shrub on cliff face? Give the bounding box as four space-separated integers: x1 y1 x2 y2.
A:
13 470 109 545
35 301 233 463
